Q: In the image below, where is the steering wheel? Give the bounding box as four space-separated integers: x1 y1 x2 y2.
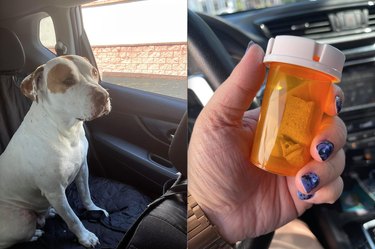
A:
188 10 235 89
187 9 274 249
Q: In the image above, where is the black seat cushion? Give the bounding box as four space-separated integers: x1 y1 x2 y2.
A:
9 176 151 249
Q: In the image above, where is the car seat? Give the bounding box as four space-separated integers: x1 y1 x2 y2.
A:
0 26 153 249
0 27 31 153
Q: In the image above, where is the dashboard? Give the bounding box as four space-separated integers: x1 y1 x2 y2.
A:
341 61 375 111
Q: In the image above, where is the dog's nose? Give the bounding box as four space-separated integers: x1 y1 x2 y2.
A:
92 87 109 106
90 87 111 119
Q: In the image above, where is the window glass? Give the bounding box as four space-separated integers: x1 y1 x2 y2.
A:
188 0 314 15
39 16 57 54
82 0 187 99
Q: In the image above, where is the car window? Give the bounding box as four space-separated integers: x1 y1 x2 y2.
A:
188 0 314 15
39 15 57 54
81 0 187 99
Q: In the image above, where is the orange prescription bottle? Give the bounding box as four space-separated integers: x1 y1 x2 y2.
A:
250 36 345 176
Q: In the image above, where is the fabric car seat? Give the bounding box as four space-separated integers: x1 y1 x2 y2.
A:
0 27 31 153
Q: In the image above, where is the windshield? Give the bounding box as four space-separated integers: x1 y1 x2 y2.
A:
188 0 315 15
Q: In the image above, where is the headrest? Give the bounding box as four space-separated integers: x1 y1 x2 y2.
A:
169 112 187 178
0 27 25 73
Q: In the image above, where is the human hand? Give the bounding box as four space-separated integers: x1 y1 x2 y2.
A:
188 43 347 243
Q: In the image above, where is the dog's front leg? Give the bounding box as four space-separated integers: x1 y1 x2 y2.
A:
44 187 99 247
75 159 109 216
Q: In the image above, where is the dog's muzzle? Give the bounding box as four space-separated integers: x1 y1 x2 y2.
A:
90 87 111 120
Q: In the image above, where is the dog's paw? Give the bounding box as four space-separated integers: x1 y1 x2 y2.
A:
30 229 44 242
78 231 99 248
98 208 109 217
36 216 46 227
48 207 57 218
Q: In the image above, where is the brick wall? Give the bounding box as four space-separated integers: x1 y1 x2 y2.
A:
92 42 187 79
83 0 127 7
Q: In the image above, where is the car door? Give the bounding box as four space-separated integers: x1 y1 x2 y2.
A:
87 82 186 197
71 2 187 197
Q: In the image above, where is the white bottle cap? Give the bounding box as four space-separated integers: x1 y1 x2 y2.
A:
263 35 345 82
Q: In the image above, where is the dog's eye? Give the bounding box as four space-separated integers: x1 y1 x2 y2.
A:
63 77 75 86
92 68 98 78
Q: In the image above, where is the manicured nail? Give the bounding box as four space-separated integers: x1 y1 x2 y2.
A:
297 191 314 200
316 141 334 161
246 41 255 53
301 173 320 193
335 96 343 114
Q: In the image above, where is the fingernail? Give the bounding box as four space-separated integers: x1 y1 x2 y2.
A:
316 140 334 161
297 191 314 200
335 96 343 114
301 172 320 193
246 41 255 53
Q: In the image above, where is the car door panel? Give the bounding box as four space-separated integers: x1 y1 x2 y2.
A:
87 81 186 196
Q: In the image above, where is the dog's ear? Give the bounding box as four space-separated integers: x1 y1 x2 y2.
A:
20 65 44 102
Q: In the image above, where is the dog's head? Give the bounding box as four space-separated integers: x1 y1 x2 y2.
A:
21 55 111 121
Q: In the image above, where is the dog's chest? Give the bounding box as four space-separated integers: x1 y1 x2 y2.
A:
56 137 87 187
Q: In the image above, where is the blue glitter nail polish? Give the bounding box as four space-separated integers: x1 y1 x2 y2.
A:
335 96 342 114
301 173 320 193
316 141 334 161
297 191 314 200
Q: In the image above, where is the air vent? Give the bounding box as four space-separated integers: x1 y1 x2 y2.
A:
261 6 375 40
261 13 332 38
369 8 375 29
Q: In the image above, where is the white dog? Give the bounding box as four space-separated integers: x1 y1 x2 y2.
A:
0 55 111 248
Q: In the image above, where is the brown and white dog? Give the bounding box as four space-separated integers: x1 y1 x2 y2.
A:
0 55 111 248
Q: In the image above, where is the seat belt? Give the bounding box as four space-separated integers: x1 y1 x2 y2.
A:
116 174 187 249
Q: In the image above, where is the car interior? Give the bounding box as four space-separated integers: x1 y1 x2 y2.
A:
0 0 186 248
3 0 375 248
188 0 375 248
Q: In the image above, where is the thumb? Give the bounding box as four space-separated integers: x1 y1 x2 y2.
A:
204 43 266 125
